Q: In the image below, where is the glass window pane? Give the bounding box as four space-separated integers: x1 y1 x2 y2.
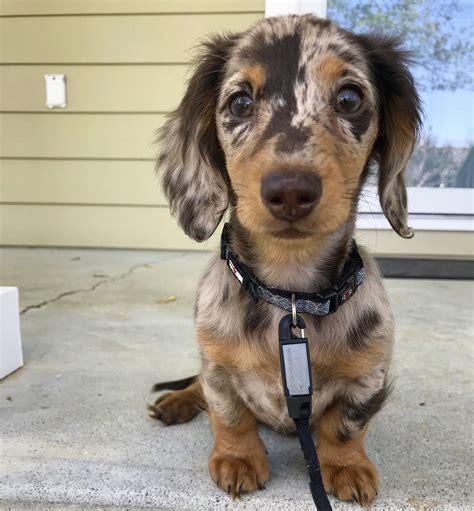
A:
327 0 473 188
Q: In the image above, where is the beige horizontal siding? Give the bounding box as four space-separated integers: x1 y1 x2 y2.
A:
1 113 162 159
0 205 207 250
0 5 265 249
0 4 265 249
0 65 188 112
0 13 261 63
0 160 165 205
1 203 472 256
0 0 265 16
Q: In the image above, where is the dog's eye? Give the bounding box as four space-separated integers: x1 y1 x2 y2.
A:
229 93 254 118
335 87 362 113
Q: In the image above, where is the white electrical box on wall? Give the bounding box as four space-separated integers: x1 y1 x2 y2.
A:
44 74 67 108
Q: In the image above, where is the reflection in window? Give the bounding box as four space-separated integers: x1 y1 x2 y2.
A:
327 0 473 188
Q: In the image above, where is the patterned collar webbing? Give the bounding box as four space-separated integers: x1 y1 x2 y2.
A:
220 223 365 317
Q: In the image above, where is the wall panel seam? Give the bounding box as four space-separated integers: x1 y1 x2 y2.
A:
0 202 166 208
0 63 190 66
0 111 170 115
0 11 264 18
0 157 154 162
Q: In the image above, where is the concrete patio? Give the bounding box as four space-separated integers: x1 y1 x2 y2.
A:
0 247 472 510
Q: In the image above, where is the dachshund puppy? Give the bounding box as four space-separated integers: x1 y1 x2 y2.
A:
150 14 421 506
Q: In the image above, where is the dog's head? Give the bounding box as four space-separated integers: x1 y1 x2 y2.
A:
157 15 422 243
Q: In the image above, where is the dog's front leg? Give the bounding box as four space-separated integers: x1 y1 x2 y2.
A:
317 400 380 507
202 362 269 497
208 409 270 497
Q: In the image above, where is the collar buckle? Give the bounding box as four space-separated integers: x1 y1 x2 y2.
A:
314 289 339 315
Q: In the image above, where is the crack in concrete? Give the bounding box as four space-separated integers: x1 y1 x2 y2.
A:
20 254 189 316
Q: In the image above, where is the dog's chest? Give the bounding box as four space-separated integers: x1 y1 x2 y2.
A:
231 367 342 433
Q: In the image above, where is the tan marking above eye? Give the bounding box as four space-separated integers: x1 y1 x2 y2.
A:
241 64 267 93
315 54 350 85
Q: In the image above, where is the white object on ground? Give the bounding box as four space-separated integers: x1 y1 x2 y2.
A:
0 287 23 379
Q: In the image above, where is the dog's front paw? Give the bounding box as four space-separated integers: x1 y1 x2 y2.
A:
148 391 201 425
209 451 270 498
321 458 379 507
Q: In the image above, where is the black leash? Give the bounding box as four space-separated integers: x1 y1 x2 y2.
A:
295 416 332 511
279 314 332 511
220 223 366 510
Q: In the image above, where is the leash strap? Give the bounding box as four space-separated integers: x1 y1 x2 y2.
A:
221 223 364 317
279 314 332 510
294 415 332 511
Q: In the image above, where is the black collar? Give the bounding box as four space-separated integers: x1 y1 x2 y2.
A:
220 223 365 316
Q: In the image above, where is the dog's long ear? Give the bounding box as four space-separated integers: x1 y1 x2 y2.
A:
357 33 422 238
156 34 240 242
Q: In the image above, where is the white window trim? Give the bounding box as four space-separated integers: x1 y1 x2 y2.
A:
358 187 474 231
357 213 473 232
265 0 474 231
265 0 327 17
359 188 474 216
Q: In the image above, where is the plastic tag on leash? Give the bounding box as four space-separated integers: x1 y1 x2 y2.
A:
278 314 313 419
281 343 311 395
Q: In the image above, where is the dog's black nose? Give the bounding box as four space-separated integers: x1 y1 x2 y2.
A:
261 171 322 221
